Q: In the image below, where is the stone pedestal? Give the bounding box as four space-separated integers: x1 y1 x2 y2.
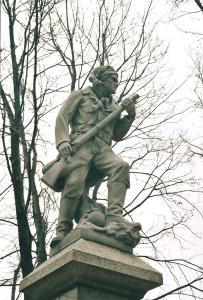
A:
20 234 163 300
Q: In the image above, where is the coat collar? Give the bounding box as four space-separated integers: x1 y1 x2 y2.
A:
81 86 117 106
81 86 98 101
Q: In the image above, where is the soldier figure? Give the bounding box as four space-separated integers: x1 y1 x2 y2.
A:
47 66 137 246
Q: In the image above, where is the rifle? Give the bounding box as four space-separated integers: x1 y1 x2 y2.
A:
41 94 139 191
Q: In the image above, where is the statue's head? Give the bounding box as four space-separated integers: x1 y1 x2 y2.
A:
89 66 118 96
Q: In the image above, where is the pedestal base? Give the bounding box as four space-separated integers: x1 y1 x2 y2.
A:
20 238 163 300
54 286 142 300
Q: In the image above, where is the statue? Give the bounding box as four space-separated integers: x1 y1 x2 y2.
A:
41 66 141 249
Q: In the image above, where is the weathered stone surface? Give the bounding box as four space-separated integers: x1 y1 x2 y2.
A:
54 286 140 300
49 226 136 257
20 238 163 300
41 65 140 248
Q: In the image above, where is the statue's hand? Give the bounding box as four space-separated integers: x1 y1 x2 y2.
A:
121 94 139 117
58 141 74 162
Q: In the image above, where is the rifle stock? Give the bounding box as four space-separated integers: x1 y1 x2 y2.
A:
41 158 65 191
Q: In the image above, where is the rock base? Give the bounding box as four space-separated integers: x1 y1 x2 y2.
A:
49 226 136 257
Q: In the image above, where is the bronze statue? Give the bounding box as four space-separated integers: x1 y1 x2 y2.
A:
42 66 141 247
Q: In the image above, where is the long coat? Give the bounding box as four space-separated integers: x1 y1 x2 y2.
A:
42 86 135 192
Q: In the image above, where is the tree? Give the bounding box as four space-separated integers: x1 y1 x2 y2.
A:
169 0 203 159
0 0 203 299
0 0 59 298
174 0 203 12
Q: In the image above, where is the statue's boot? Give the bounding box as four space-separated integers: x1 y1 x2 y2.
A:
106 182 129 225
106 182 141 230
50 195 79 247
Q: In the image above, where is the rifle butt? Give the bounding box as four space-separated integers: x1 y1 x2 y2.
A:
41 158 65 191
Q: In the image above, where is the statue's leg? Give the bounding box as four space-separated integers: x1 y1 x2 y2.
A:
93 150 130 224
51 165 89 247
51 142 93 246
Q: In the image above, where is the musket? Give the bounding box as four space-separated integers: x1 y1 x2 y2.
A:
41 94 139 191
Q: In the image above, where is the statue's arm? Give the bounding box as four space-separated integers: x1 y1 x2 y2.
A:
112 98 136 141
112 114 135 141
55 91 83 148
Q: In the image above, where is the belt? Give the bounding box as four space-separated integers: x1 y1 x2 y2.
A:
72 124 94 134
72 125 111 145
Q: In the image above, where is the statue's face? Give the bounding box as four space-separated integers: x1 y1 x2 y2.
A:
102 74 118 96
